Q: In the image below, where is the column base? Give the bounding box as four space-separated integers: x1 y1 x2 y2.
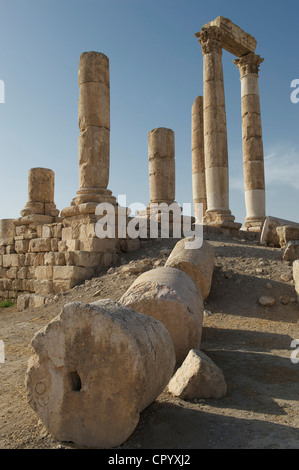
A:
244 217 266 232
61 188 117 219
21 202 60 218
204 210 242 230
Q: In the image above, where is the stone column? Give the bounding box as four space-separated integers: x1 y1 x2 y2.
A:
192 96 206 221
21 168 59 218
195 27 240 229
148 127 175 206
234 52 266 231
62 52 116 218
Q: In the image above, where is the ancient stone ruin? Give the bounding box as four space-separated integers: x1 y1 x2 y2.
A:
1 16 299 450
194 16 266 232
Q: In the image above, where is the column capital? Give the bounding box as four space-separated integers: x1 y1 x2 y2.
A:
234 52 264 77
195 26 223 55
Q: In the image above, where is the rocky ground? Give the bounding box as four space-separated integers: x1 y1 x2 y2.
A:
0 232 299 450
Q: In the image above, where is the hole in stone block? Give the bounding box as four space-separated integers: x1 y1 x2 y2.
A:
70 371 82 392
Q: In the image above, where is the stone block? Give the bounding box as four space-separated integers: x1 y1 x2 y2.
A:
42 226 52 239
29 238 52 253
79 237 116 253
119 239 141 253
34 266 53 280
25 299 175 448
14 239 29 254
73 251 103 268
52 280 74 293
66 239 80 251
17 267 28 280
58 241 67 252
24 253 37 266
17 294 30 311
79 223 96 239
33 280 54 295
53 266 90 284
51 238 59 252
6 246 16 255
62 227 73 241
6 267 18 279
12 279 23 291
277 226 299 248
51 223 63 239
44 252 66 266
23 279 35 293
3 254 20 268
33 253 45 267
168 349 227 399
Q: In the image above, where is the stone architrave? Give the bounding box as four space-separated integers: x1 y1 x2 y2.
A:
25 299 176 448
234 52 266 231
61 52 116 218
192 96 207 221
195 26 241 230
20 168 59 219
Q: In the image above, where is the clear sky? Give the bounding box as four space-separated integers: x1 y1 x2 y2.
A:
0 0 298 225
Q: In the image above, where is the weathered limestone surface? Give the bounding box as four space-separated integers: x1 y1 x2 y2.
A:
192 96 207 220
120 267 204 364
165 238 214 300
260 217 299 247
25 299 176 448
168 349 227 400
234 52 265 231
293 260 299 302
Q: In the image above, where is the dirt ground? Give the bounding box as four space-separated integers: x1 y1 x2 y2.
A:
0 232 299 450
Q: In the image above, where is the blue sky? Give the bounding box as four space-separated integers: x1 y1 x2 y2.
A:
0 0 298 224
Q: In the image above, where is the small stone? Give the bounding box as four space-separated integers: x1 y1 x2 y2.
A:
224 273 233 279
266 283 273 289
279 296 290 305
280 273 293 282
204 310 212 317
107 267 115 274
92 290 101 298
259 296 276 307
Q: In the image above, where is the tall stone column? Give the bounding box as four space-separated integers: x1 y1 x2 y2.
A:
192 96 206 222
234 52 266 231
148 128 175 206
195 27 240 229
62 52 116 218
